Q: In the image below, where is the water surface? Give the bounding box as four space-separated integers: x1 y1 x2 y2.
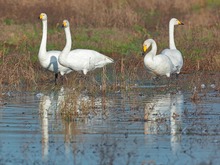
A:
0 75 220 165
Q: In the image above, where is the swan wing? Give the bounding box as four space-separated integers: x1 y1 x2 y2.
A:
154 54 174 76
161 49 183 74
144 54 174 77
63 49 113 73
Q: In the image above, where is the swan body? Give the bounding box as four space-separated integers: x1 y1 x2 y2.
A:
161 18 184 74
142 39 175 77
58 20 114 75
38 13 72 83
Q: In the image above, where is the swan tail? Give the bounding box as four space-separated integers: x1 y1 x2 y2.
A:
105 56 114 63
94 57 114 68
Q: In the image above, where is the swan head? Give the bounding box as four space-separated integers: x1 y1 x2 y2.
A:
62 20 70 28
170 18 184 26
142 39 153 56
39 13 47 21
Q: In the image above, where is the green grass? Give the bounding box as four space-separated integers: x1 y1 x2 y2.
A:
71 27 143 56
3 18 15 25
206 0 220 8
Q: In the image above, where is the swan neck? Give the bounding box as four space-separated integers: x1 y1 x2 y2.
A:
144 39 157 60
169 21 177 49
149 40 157 57
39 20 47 57
61 26 72 57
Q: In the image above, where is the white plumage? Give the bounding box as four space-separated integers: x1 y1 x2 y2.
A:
161 18 184 74
58 20 114 75
38 13 72 84
142 39 175 77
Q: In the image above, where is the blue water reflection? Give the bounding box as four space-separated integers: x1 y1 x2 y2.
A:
0 87 220 165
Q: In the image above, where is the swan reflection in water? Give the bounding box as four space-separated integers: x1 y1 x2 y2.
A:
38 87 111 159
144 92 184 153
39 95 51 160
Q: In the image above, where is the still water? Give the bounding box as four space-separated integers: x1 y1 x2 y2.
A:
0 78 220 165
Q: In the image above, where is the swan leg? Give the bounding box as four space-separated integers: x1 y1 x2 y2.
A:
167 76 171 88
55 73 58 85
175 73 179 79
175 73 181 88
60 75 66 85
152 76 160 85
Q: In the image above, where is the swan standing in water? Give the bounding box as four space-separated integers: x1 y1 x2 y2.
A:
142 39 175 77
161 18 184 75
59 20 114 75
38 13 72 84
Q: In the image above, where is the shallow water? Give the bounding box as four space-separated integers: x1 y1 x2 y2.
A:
0 75 220 165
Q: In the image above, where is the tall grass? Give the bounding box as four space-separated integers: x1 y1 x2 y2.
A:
2 0 218 27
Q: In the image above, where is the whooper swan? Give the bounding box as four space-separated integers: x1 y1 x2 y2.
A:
161 18 184 75
142 39 175 78
38 13 72 84
58 20 114 75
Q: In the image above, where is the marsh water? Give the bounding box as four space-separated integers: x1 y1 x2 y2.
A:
0 73 220 165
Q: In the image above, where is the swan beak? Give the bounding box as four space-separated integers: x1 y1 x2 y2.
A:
39 14 43 20
143 45 147 52
142 45 147 56
62 21 67 28
178 21 184 25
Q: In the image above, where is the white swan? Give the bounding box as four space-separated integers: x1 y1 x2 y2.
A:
58 20 114 75
161 18 184 74
142 39 175 77
38 13 72 84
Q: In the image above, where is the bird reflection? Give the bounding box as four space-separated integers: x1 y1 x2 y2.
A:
144 93 172 134
170 93 183 153
38 86 111 159
39 95 51 160
144 92 184 152
38 88 66 160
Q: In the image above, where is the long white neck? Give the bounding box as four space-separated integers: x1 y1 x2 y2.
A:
144 39 157 60
38 20 47 60
149 39 157 57
59 26 72 61
169 20 177 50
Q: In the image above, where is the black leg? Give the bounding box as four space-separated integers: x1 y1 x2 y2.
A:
175 73 180 85
61 75 64 85
176 73 179 79
55 73 58 85
152 76 160 85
